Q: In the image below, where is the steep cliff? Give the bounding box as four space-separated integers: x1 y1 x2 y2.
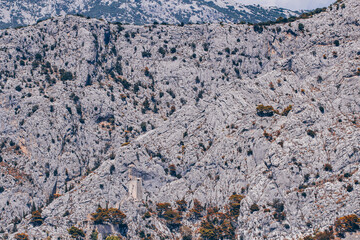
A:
0 0 359 239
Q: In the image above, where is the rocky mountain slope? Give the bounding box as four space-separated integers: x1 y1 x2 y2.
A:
0 0 359 239
0 0 301 29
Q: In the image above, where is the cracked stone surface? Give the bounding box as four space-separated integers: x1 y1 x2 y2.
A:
0 0 359 239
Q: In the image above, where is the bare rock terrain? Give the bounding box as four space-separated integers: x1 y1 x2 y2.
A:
0 0 359 239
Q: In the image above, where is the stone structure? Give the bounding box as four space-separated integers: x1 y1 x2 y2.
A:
128 164 143 201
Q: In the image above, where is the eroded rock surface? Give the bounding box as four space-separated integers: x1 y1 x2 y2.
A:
0 0 359 239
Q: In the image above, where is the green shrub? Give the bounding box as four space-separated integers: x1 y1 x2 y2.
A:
163 208 182 230
91 207 126 225
68 226 85 238
143 211 151 219
281 105 293 116
90 230 98 240
15 85 22 92
30 210 43 226
335 214 359 236
176 199 187 212
32 105 39 113
156 202 171 216
298 23 305 31
15 233 29 240
167 89 176 98
140 122 147 132
346 184 353 192
105 236 120 240
256 105 276 117
190 199 204 220
228 194 244 218
142 50 152 58
158 47 166 57
253 24 263 33
323 164 333 172
169 164 176 177
203 43 210 51
199 214 235 240
32 61 39 69
110 164 115 174
272 199 286 221
250 203 260 213
304 230 334 240
307 130 316 138
61 71 73 81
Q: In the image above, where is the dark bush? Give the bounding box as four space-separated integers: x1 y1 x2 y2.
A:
158 47 166 57
167 89 176 98
32 105 39 113
156 202 171 217
228 194 245 218
298 23 305 31
307 130 316 138
201 43 209 52
91 207 126 225
32 61 39 69
68 226 85 238
14 233 29 240
140 122 147 132
335 214 359 236
256 105 275 117
119 78 131 90
30 210 43 226
15 85 22 92
304 230 334 240
61 71 73 81
35 53 42 61
169 164 176 177
142 50 152 58
253 24 264 33
250 203 260 213
110 164 115 174
324 163 333 172
346 184 353 192
190 199 204 220
104 30 111 45
176 199 187 212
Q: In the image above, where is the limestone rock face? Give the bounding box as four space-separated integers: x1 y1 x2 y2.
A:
0 0 359 239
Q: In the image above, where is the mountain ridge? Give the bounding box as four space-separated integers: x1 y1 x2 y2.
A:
0 0 302 29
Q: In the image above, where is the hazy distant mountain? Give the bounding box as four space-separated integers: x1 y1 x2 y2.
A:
0 0 301 28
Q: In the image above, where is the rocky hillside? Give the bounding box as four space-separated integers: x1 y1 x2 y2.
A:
0 0 359 239
0 0 301 29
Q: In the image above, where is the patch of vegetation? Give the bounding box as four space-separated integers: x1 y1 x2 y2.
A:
307 129 316 138
14 233 29 240
323 163 333 172
30 210 43 226
91 207 126 225
60 71 73 81
68 226 85 238
256 104 292 117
